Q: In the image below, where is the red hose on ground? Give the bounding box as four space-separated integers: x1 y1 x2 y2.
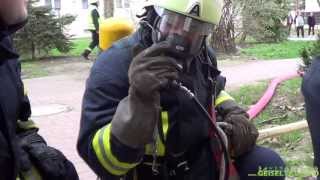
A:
247 71 301 120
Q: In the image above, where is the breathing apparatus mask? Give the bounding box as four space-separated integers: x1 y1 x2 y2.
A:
143 7 213 60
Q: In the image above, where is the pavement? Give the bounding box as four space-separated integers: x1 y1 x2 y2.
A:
288 34 318 41
219 58 301 89
23 58 301 179
24 73 97 179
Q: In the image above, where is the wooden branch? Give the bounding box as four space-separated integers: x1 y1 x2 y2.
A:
258 120 308 140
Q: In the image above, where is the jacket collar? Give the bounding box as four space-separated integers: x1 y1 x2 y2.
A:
137 23 153 48
0 19 26 61
0 36 19 62
0 19 27 41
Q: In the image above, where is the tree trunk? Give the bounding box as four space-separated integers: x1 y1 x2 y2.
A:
239 31 247 44
31 41 36 60
211 0 237 54
103 0 114 18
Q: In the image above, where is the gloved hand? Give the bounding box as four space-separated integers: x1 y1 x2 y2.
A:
18 130 68 179
221 109 259 158
111 41 180 148
128 41 181 102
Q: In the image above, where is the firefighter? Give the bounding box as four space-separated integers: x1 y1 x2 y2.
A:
0 0 78 179
82 0 100 60
302 57 320 178
77 0 285 179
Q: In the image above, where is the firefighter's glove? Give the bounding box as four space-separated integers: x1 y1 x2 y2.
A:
223 109 259 158
111 42 180 149
128 41 181 102
18 130 68 179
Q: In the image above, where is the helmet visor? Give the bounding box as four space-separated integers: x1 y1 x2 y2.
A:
153 8 213 55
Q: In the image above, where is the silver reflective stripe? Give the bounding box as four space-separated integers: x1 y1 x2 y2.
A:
98 127 130 173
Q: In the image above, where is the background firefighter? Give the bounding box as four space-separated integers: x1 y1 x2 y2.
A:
81 0 100 60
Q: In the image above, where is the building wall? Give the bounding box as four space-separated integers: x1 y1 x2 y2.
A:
38 0 143 38
303 0 320 25
305 0 320 12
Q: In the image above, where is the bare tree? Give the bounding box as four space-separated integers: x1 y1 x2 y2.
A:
211 0 237 53
103 0 114 18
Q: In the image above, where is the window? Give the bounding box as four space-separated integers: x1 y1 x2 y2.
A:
54 0 61 10
116 0 130 8
116 0 123 8
82 0 89 9
45 0 52 8
124 0 130 8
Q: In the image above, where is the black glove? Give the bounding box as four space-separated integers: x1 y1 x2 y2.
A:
128 41 181 102
111 41 181 148
18 130 68 179
222 109 259 158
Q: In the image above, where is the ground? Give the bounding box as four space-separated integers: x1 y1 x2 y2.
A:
22 56 308 179
229 78 314 179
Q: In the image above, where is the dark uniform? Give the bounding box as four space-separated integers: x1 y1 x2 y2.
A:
0 20 78 180
77 27 285 180
307 15 316 36
302 57 320 173
0 22 30 180
82 3 100 60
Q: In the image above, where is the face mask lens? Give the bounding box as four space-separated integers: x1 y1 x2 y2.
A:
153 8 213 56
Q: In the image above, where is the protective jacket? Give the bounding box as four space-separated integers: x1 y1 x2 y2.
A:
302 57 320 167
87 4 100 31
0 22 33 180
1 21 79 180
78 26 237 180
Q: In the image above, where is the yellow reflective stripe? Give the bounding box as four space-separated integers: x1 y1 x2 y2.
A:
214 91 235 106
92 124 139 176
17 120 38 130
20 166 42 180
88 6 100 30
145 111 169 156
161 111 169 140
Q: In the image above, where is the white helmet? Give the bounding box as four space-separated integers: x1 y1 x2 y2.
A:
89 0 99 4
143 0 154 7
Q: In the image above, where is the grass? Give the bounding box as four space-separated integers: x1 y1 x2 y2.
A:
49 38 98 57
229 78 315 178
240 41 314 60
21 62 48 79
229 78 304 126
25 37 312 61
20 38 98 61
20 38 95 78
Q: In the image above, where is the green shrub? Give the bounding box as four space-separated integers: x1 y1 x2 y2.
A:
14 0 76 60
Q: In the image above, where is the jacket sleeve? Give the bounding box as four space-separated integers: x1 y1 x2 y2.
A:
14 60 39 132
207 47 247 118
212 75 241 117
92 9 100 31
213 77 248 118
19 94 32 122
77 49 144 178
13 59 31 122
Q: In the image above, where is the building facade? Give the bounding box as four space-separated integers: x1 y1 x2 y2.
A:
38 0 142 37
